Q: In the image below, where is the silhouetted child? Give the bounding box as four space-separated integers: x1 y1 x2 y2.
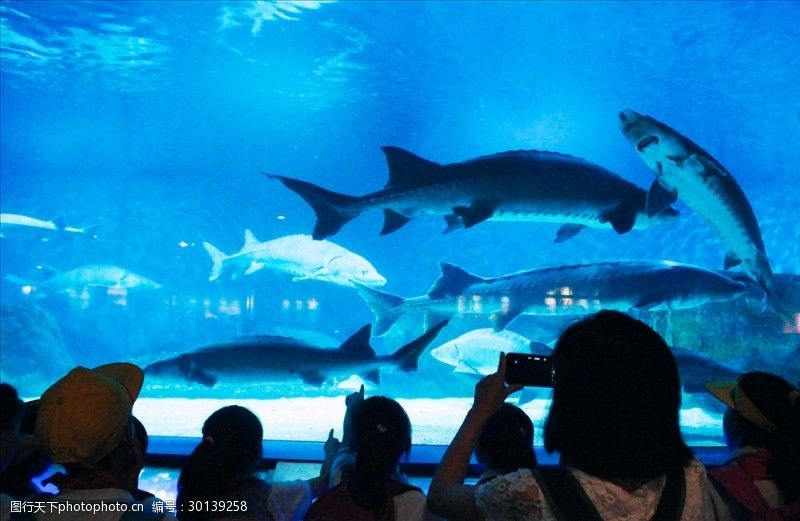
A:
474 403 537 485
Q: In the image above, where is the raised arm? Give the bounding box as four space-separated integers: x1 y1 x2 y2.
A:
427 353 522 521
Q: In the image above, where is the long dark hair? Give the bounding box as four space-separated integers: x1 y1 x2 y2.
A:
723 372 800 501
347 396 412 513
177 406 263 520
544 310 692 482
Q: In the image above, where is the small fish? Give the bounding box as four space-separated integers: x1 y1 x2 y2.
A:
0 213 99 240
267 146 678 241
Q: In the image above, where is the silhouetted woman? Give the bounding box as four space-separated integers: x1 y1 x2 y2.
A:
178 405 336 521
305 396 437 521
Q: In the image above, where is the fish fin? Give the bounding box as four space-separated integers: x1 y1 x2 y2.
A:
381 146 444 189
453 203 494 229
443 214 464 233
554 224 586 243
187 366 217 387
202 242 229 281
492 308 522 331
529 341 553 354
428 262 486 299
362 370 381 385
339 324 376 358
353 283 405 336
601 200 637 234
381 209 412 235
300 371 326 386
243 229 260 249
632 294 664 310
392 319 449 372
266 174 360 239
646 179 679 217
51 216 66 230
245 261 265 276
724 253 742 270
454 363 479 374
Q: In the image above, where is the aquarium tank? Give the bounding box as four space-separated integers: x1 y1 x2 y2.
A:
1 0 798 457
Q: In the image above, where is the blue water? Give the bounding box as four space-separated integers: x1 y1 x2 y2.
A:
1 1 799 446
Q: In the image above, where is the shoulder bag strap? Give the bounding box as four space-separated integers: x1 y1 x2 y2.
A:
536 468 604 521
650 466 686 521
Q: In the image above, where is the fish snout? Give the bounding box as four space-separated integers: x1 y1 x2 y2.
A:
618 109 640 130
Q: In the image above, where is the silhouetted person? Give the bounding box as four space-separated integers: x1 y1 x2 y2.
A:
177 405 338 521
305 396 438 521
705 371 800 520
474 403 536 485
29 362 175 520
0 400 50 500
429 310 715 520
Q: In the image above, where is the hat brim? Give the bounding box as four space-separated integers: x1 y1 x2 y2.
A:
704 380 736 409
94 362 144 402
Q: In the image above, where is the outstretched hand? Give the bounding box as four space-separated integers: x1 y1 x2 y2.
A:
323 428 340 459
473 352 523 417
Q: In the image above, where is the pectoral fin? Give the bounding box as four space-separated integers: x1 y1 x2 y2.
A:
300 371 326 386
491 308 522 331
245 262 265 275
443 214 464 234
381 209 412 235
724 252 742 269
363 370 381 385
453 203 494 229
600 202 637 234
555 224 587 243
632 294 664 311
646 180 679 217
188 367 217 387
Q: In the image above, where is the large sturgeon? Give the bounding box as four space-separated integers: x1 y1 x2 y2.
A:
355 260 747 335
618 109 773 292
267 147 678 242
144 320 448 387
202 229 386 287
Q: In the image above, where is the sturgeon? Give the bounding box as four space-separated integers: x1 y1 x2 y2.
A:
355 260 747 335
267 147 678 242
618 109 773 291
4 264 162 296
0 213 99 240
202 230 386 287
144 320 448 387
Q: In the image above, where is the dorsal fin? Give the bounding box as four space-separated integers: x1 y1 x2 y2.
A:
381 146 443 189
243 229 260 249
339 324 376 358
428 262 485 299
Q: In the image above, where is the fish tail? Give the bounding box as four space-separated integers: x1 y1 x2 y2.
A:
354 283 405 335
391 319 449 372
202 241 228 281
265 174 361 239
